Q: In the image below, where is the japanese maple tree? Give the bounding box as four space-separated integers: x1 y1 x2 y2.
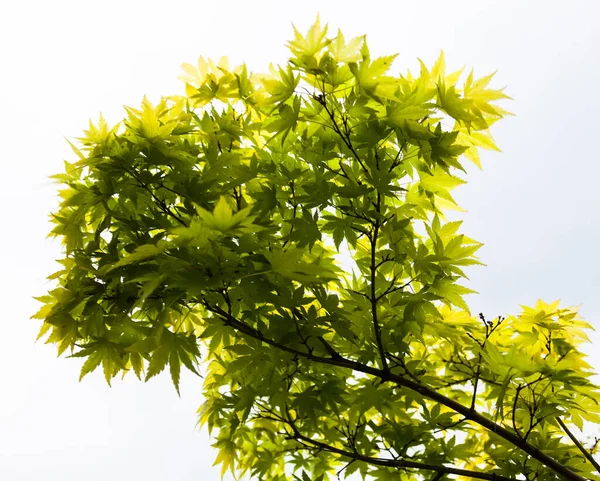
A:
33 18 600 481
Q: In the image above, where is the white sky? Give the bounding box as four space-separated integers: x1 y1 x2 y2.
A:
1 1 599 480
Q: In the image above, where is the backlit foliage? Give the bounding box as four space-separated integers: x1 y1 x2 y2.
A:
34 18 600 481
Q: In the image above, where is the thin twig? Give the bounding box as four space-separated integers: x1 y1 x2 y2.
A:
124 166 187 226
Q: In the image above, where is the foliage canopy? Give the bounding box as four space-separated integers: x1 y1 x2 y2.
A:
34 18 600 481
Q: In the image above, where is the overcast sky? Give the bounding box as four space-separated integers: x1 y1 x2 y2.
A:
1 1 599 480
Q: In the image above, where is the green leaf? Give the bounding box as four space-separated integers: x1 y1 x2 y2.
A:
330 30 363 63
264 248 338 283
437 81 476 123
196 196 253 233
288 15 330 58
261 65 300 105
146 345 170 381
79 350 103 382
169 350 181 395
129 352 144 380
101 243 166 274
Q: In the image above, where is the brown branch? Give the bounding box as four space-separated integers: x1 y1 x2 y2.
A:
376 277 415 302
203 303 588 481
281 417 517 481
558 416 600 473
512 385 524 439
317 95 369 174
282 181 298 249
370 217 388 372
470 354 482 411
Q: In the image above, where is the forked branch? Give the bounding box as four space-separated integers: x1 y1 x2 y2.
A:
203 302 588 481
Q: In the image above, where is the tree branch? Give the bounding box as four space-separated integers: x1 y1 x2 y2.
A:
203 303 588 481
124 166 188 226
370 217 388 371
279 415 517 481
317 94 369 174
376 277 415 302
558 416 600 473
470 354 482 411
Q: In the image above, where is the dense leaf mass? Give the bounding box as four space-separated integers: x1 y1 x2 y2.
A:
35 18 600 481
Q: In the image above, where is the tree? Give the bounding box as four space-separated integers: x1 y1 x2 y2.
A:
33 18 600 481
